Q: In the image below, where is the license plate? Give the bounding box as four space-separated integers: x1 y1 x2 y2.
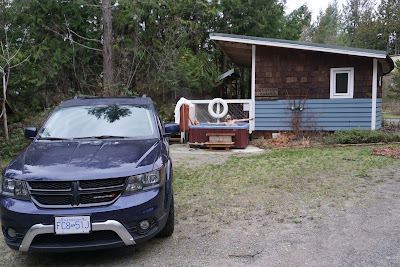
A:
55 216 91 235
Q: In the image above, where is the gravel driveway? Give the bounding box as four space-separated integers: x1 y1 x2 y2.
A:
1 145 399 266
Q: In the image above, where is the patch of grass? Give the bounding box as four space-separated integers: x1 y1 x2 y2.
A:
174 146 398 221
382 113 400 119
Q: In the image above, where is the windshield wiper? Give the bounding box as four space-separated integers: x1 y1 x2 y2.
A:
73 135 128 140
37 137 71 141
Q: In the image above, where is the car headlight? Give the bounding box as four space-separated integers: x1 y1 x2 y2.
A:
123 167 166 195
1 176 30 199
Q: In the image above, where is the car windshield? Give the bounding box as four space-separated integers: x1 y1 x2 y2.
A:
38 104 157 139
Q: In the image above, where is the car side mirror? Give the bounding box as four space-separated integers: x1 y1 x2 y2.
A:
164 123 180 136
24 127 37 140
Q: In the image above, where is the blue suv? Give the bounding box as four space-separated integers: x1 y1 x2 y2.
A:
0 96 180 252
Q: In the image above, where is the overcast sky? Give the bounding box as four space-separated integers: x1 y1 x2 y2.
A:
284 0 348 21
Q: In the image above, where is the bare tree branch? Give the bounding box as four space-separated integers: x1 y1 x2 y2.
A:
5 25 10 58
51 20 64 32
128 52 145 89
7 32 28 63
43 24 102 52
0 53 8 64
0 40 5 58
63 14 101 43
69 28 101 43
69 38 102 52
137 38 161 69
10 54 31 69
63 16 88 91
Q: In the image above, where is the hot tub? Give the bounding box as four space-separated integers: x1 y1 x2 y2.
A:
189 123 249 149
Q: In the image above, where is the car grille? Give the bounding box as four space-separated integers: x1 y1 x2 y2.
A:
29 181 72 190
31 230 121 246
80 178 125 189
27 178 126 208
33 194 73 206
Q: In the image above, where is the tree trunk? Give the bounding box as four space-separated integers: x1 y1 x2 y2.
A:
2 100 8 140
2 73 9 140
102 0 114 94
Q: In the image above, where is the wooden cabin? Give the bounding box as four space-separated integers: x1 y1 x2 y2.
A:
210 33 394 133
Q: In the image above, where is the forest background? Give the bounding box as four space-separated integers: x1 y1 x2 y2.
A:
0 0 399 142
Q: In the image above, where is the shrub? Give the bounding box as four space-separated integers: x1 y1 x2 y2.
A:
323 128 400 144
0 108 52 161
0 128 30 159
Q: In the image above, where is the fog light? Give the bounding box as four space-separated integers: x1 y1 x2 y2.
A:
7 228 17 238
139 220 150 230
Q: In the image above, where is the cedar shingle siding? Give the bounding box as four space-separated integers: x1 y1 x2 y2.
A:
255 46 383 100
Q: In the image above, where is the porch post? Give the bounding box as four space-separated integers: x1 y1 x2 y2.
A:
371 58 377 130
251 45 256 133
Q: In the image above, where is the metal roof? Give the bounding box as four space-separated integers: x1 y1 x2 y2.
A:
210 33 394 74
217 68 235 81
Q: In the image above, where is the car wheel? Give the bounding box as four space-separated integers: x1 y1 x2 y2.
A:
157 193 174 237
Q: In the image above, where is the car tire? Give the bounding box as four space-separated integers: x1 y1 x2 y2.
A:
157 193 174 237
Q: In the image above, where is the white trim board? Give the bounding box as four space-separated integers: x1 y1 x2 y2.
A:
211 35 387 59
371 59 378 130
251 45 256 133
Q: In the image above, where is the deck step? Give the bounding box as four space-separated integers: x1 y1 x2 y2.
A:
205 142 235 151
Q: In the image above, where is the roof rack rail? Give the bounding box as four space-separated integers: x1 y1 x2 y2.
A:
74 95 97 99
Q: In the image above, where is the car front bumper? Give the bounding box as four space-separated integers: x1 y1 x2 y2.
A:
0 186 171 252
19 220 136 252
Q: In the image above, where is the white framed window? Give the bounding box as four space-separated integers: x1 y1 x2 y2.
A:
330 67 354 98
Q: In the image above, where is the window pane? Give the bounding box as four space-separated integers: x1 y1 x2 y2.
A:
336 73 348 94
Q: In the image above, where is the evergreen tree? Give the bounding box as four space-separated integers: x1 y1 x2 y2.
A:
351 9 383 50
281 5 312 41
311 1 341 45
342 0 375 47
377 0 400 54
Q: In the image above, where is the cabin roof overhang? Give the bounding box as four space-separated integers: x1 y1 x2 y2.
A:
210 33 394 75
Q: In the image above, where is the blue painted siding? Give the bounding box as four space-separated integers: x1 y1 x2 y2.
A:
376 98 382 129
255 98 382 131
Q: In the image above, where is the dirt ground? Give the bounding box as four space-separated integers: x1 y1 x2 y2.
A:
0 145 399 266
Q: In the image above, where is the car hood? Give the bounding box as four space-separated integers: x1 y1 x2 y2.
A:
4 138 162 181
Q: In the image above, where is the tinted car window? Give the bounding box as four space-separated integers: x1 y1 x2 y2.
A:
39 104 157 139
